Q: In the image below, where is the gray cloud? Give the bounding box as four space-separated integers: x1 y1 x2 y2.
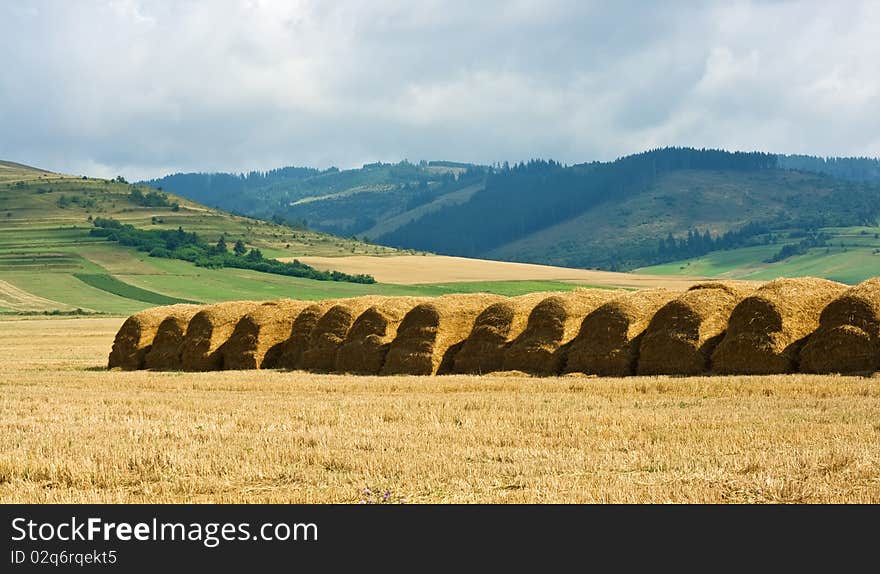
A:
1 0 878 180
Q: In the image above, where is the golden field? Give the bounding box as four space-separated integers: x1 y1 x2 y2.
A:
1 317 878 503
291 254 705 290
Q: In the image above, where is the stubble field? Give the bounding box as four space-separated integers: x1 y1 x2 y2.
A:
1 317 878 503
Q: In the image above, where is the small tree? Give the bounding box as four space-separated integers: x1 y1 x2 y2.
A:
129 188 145 204
216 235 228 253
233 239 247 256
246 248 263 261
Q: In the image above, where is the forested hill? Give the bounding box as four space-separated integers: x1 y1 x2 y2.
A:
143 148 880 273
381 148 778 259
142 161 489 232
778 155 880 182
141 166 322 215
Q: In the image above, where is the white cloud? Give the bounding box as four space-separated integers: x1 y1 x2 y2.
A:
1 0 878 180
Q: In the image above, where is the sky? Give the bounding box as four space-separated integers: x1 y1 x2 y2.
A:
1 0 879 181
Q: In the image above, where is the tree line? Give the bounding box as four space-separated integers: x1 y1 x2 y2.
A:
653 221 774 264
89 218 376 284
779 155 880 182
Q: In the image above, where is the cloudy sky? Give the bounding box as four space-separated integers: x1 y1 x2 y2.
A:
1 0 879 180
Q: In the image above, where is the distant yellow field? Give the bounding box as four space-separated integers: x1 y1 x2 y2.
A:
292 254 706 289
1 317 878 503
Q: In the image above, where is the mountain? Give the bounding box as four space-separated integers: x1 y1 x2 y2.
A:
143 148 880 282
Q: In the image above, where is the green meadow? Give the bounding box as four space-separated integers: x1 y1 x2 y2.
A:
637 226 880 284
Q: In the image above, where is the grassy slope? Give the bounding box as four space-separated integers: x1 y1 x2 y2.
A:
486 169 865 268
636 228 880 284
0 163 578 313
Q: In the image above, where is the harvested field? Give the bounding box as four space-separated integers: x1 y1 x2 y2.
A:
179 301 259 371
565 289 678 377
221 299 311 370
299 297 389 372
291 254 703 290
272 301 337 370
453 292 549 374
142 305 202 370
712 278 847 375
502 289 620 376
335 297 429 374
637 282 753 376
800 278 880 374
107 304 188 370
381 293 505 375
2 317 880 504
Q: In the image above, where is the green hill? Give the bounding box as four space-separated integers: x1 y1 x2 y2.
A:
0 162 580 314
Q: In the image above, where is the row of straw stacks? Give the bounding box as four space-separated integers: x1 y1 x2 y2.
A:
108 276 880 376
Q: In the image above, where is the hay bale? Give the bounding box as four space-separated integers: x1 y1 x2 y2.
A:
108 304 193 370
452 292 549 374
637 282 754 375
564 289 678 376
179 300 260 371
711 277 847 374
502 289 621 376
221 299 312 370
799 278 880 374
335 297 430 374
299 296 390 372
142 305 204 370
381 293 505 375
272 300 337 370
